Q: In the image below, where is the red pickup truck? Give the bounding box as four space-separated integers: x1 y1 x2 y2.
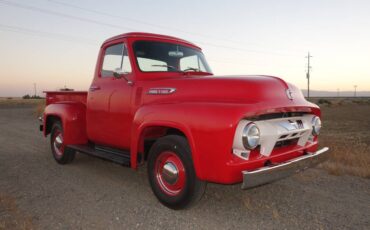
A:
40 32 329 209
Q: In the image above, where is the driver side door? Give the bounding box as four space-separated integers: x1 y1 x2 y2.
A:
87 41 134 149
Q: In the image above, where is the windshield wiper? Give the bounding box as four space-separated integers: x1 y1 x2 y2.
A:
151 64 179 71
151 65 210 74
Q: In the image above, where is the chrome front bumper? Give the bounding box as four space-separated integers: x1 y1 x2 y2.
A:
241 147 330 189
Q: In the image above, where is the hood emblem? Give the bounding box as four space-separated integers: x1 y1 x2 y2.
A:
147 88 176 95
286 89 293 100
280 120 299 131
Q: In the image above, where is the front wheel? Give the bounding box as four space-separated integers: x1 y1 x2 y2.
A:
147 135 206 209
50 121 75 164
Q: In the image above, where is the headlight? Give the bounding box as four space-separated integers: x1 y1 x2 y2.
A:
242 123 260 149
312 116 322 136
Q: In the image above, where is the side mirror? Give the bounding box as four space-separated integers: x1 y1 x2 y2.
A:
113 69 124 79
113 69 133 85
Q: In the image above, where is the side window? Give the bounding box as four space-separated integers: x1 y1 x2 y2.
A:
180 55 206 71
101 43 132 77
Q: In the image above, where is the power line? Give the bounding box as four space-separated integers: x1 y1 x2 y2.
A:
0 24 98 45
0 0 136 31
48 0 301 57
0 0 300 57
195 40 298 57
47 0 272 49
0 23 259 69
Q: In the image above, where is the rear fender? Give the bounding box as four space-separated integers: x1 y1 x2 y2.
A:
44 102 87 145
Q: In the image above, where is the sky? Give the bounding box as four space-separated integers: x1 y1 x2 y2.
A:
0 0 369 97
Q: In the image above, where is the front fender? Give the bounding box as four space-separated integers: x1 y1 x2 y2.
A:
130 104 197 173
130 101 320 183
44 102 87 145
130 102 243 180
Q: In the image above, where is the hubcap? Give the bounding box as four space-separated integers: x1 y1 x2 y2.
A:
53 131 64 157
54 136 63 149
155 151 186 196
162 162 179 185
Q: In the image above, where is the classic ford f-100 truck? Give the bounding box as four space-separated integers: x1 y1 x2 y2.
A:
40 32 329 209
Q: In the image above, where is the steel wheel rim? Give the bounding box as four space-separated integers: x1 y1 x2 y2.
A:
155 151 186 196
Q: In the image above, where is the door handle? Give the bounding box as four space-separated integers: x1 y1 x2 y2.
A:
89 85 101 92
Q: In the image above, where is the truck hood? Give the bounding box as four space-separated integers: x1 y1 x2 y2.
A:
141 75 307 105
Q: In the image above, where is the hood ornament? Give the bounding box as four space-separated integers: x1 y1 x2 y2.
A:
286 89 293 100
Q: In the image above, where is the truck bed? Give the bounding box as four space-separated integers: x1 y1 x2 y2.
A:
44 91 87 106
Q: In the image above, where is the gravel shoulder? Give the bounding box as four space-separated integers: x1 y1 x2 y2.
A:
0 105 369 230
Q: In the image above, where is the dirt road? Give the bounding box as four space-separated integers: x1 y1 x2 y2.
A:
0 105 369 229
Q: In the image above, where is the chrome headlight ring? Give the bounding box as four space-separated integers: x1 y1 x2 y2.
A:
242 123 260 150
312 116 322 136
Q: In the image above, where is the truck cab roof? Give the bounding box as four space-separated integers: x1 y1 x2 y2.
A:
103 32 201 50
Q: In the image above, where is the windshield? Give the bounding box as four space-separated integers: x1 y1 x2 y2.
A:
133 41 212 73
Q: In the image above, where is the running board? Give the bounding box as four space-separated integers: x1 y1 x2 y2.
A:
67 144 131 166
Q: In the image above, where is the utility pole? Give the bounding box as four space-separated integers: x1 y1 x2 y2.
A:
305 52 312 99
337 88 340 97
354 85 357 97
33 83 37 97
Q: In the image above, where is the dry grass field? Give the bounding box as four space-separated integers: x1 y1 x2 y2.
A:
0 98 45 118
313 98 370 178
0 98 43 106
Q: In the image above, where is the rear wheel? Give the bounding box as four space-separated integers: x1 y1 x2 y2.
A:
148 135 206 209
50 121 75 164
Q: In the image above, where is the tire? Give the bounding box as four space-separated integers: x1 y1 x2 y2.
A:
50 121 75 164
147 135 206 209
